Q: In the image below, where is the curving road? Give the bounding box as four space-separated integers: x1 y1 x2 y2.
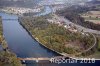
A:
56 15 100 35
54 14 97 56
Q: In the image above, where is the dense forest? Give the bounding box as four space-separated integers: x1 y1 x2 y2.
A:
19 16 95 56
0 17 22 66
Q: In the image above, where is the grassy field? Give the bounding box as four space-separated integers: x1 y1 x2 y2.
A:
81 11 100 24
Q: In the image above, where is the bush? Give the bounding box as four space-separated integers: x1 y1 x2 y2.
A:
97 37 100 51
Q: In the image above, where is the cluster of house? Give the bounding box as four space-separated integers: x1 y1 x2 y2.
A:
51 4 66 12
47 14 78 33
1 6 43 15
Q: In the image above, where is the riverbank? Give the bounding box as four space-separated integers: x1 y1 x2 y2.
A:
18 18 63 57
0 16 22 66
0 6 44 16
0 17 3 43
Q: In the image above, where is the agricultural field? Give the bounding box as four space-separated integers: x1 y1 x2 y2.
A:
81 11 100 24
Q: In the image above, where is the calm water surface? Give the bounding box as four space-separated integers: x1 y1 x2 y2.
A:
0 6 69 66
0 12 59 58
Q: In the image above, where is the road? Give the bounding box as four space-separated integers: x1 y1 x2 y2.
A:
59 16 97 56
56 15 100 35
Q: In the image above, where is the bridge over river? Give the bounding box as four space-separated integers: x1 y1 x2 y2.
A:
18 56 69 64
18 57 51 63
18 56 66 61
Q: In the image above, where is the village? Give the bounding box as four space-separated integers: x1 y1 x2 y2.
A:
47 14 78 33
1 6 44 15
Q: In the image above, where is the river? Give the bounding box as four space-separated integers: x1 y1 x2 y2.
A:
0 5 69 66
0 12 60 58
0 4 92 66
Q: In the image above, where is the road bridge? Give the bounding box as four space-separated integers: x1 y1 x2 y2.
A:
18 56 68 63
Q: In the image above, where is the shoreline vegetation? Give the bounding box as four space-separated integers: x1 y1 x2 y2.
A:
0 17 22 66
19 14 96 57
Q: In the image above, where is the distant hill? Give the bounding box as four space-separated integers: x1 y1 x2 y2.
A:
0 0 42 8
0 0 91 8
90 0 100 4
